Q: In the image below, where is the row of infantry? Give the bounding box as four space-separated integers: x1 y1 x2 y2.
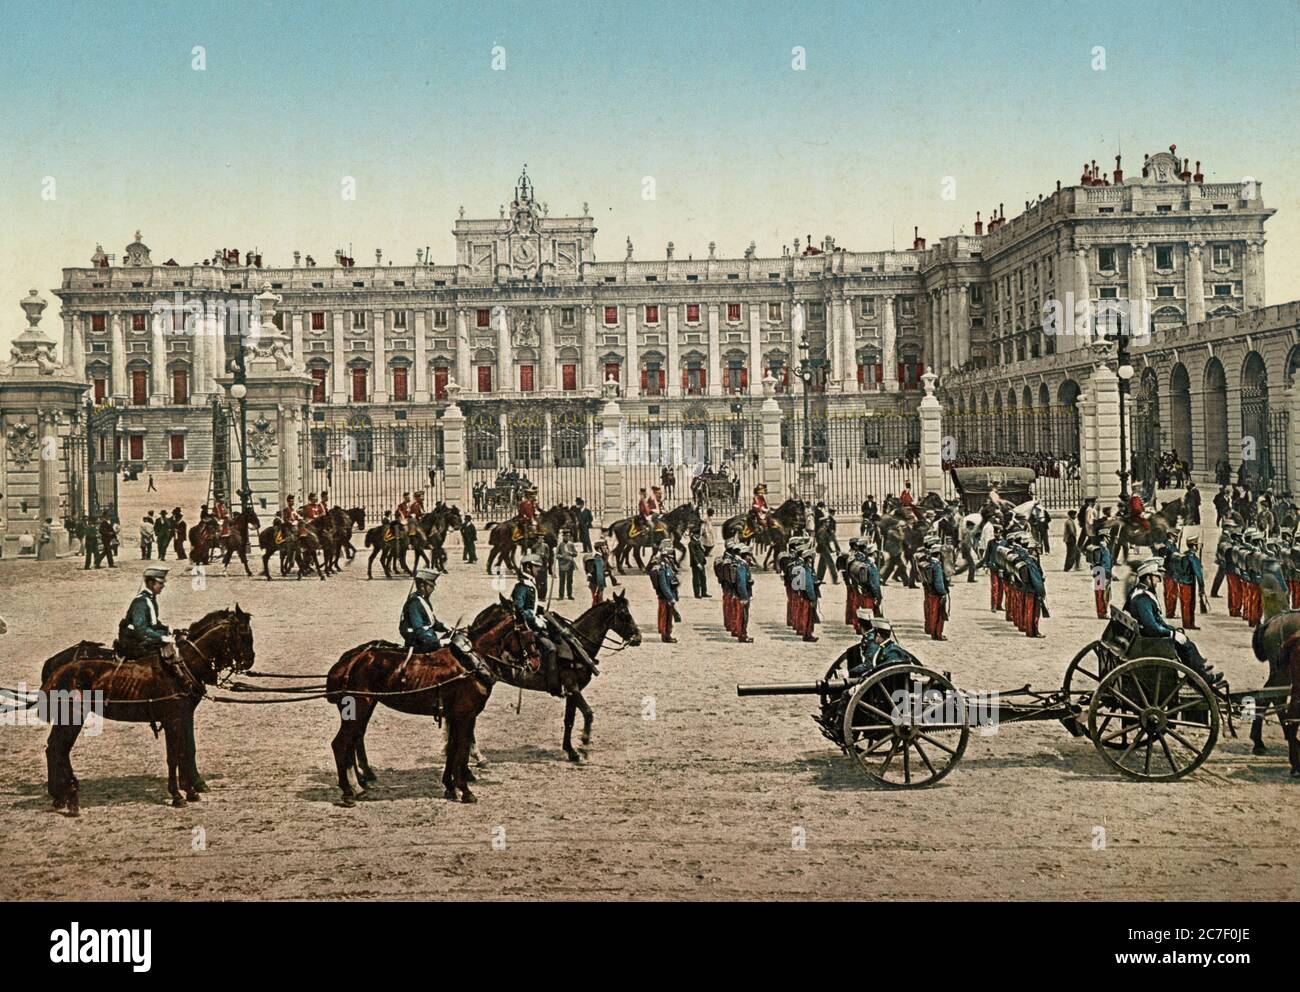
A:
1212 525 1300 625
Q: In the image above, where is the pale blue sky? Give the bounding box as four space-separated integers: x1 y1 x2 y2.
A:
2 0 1298 349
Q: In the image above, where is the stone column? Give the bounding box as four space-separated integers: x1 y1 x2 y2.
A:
1244 240 1265 309
413 309 430 402
841 301 858 394
1186 243 1206 324
759 376 784 493
666 304 681 398
441 385 466 505
582 305 598 391
828 296 844 386
748 303 763 396
955 284 970 366
1073 247 1091 319
212 303 227 385
494 307 511 394
624 305 639 399
149 310 168 405
290 312 304 368
707 303 721 397
918 369 945 497
881 295 898 392
598 388 625 525
540 306 556 391
70 313 87 381
1089 365 1122 506
190 304 208 403
110 313 127 398
1288 385 1300 499
1078 388 1096 498
455 307 472 391
938 288 951 371
497 411 510 466
1128 243 1147 332
372 310 389 403
331 311 347 402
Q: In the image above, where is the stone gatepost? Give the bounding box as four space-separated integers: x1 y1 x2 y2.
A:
918 367 945 498
759 375 785 495
441 382 467 506
1078 388 1096 498
1089 364 1122 506
0 291 89 559
1288 384 1300 498
214 286 315 515
598 377 625 527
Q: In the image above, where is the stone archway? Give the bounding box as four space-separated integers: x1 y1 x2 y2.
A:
1133 367 1161 484
1169 363 1192 468
1203 357 1228 476
1057 379 1081 458
1006 389 1019 449
1240 351 1272 490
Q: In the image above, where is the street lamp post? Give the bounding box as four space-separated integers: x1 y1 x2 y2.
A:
229 329 252 520
1116 326 1134 504
790 303 824 469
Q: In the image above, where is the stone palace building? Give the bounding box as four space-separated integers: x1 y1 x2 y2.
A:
49 147 1286 486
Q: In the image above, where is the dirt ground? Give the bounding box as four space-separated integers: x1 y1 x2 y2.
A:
1 475 1297 901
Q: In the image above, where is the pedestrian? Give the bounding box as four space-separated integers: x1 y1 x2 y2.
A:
171 508 186 561
574 497 594 552
37 517 54 557
556 529 576 599
1062 510 1081 572
98 512 118 568
687 525 710 597
954 519 980 582
460 514 478 563
700 507 717 555
82 515 100 569
155 510 172 561
139 512 155 559
1185 480 1202 526
814 508 840 584
1213 486 1229 527
147 473 157 493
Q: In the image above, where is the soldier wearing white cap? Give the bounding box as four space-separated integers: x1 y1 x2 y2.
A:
117 567 175 660
1124 558 1221 685
400 568 449 653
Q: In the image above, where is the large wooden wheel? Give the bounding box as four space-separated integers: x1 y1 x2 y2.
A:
1087 657 1219 781
841 664 970 789
1062 641 1128 748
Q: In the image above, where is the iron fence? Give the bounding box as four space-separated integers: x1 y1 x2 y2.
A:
306 422 445 519
620 410 762 515
777 413 921 515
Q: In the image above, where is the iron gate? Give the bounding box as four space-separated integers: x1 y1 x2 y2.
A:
85 401 121 523
623 407 762 515
779 412 920 515
306 420 445 520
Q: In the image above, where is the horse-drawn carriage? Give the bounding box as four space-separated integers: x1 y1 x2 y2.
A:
474 473 534 516
949 465 1036 515
738 608 1291 787
691 466 741 507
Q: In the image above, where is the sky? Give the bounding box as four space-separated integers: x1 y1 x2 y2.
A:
2 0 1298 352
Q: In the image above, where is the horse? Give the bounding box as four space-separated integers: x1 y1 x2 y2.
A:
364 519 412 579
471 591 642 762
325 611 532 805
1249 564 1300 776
484 504 575 576
603 502 701 573
406 503 463 573
1104 496 1186 563
203 509 261 576
877 513 926 587
37 606 255 815
721 498 806 569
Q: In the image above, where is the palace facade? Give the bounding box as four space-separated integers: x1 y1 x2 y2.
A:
50 147 1276 478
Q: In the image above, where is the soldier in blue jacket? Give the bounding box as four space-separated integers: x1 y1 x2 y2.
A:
1168 537 1208 629
650 539 681 642
400 568 450 653
1124 558 1221 686
732 543 755 643
117 567 175 659
1086 535 1114 619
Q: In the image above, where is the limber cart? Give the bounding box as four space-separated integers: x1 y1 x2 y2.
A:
949 466 1036 514
737 609 1291 788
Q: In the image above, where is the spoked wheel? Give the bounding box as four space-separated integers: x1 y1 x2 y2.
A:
1087 656 1219 781
1062 641 1127 748
841 664 970 789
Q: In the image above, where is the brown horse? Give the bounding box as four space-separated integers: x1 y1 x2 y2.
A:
484 504 575 576
1104 496 1186 563
1249 565 1300 775
325 611 533 805
471 591 642 761
722 498 806 569
407 503 463 573
603 502 701 573
37 607 256 815
211 510 261 575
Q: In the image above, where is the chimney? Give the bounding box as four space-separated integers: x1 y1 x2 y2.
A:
912 226 926 250
1113 154 1123 184
974 211 983 236
1193 160 1203 183
1180 158 1191 182
1056 179 1062 192
1081 162 1091 186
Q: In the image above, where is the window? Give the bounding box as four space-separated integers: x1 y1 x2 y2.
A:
129 435 145 462
519 365 535 392
477 365 492 393
93 377 106 402
1213 245 1232 268
131 314 146 331
311 312 326 331
901 299 915 316
769 302 783 321
131 369 148 406
561 307 575 326
1157 286 1175 297
1155 246 1174 271
1098 287 1118 299
604 306 618 326
603 362 621 385
1213 284 1233 297
686 304 701 323
562 364 577 391
393 311 408 329
641 365 665 396
476 308 491 329
644 305 659 324
1156 204 1172 213
350 367 368 402
169 433 186 461
92 314 106 333
351 311 366 329
1097 247 1116 272
970 285 983 304
310 368 327 403
726 303 741 322
392 366 409 401
808 303 824 322
171 370 188 404
433 310 448 329
683 366 706 396
724 364 747 394
434 366 448 400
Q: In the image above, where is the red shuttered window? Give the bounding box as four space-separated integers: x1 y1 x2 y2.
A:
169 433 186 460
392 367 409 402
131 369 148 406
351 368 368 403
434 366 448 400
477 365 493 393
519 365 535 392
172 370 188 404
561 364 577 391
604 306 618 326
310 368 327 403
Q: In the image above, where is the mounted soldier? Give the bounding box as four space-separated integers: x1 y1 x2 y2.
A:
1124 557 1222 686
513 553 598 697
649 539 681 643
634 487 656 538
282 494 308 540
749 483 770 534
518 486 540 540
400 568 450 654
212 496 232 540
116 567 181 672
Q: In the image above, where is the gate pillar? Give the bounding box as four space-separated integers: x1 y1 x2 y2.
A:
1088 364 1122 506
598 382 625 527
759 375 784 496
918 368 945 498
0 290 89 560
442 384 467 507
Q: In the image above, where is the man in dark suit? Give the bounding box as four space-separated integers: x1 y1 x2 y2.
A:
575 498 594 552
460 515 478 563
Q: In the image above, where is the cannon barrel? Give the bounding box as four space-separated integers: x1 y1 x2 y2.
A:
737 678 851 697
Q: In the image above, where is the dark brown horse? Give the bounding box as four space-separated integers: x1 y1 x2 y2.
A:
211 510 261 575
1104 496 1186 563
37 607 255 815
603 502 701 572
325 611 534 805
471 592 642 761
484 504 575 575
721 498 806 569
1249 565 1300 775
407 503 463 573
